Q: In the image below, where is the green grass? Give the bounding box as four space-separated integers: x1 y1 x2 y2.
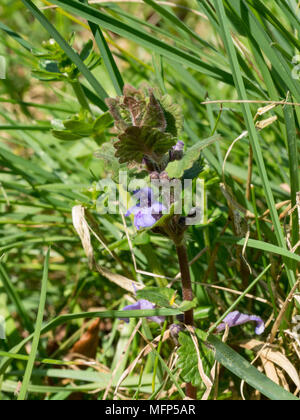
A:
0 0 299 401
17 248 50 400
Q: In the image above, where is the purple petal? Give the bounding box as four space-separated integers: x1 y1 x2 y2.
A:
120 299 165 324
121 301 142 323
125 204 140 217
134 209 156 230
216 311 265 335
151 202 167 215
169 141 184 162
139 300 165 324
172 141 184 152
126 189 165 229
249 315 265 335
139 299 156 310
148 315 165 324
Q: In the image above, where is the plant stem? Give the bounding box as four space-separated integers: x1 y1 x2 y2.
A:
176 243 197 399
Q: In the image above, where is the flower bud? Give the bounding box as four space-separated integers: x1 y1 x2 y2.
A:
169 140 184 162
170 323 183 345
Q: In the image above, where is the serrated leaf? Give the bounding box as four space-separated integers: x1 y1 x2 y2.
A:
106 86 182 142
105 85 147 133
136 287 176 308
105 97 129 132
94 143 128 178
115 126 176 163
123 95 146 127
159 94 184 137
177 329 214 387
141 92 166 131
166 134 222 179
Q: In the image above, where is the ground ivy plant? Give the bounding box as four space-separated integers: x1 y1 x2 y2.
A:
104 84 201 398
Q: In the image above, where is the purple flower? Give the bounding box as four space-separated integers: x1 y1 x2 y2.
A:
126 188 166 230
173 141 185 152
121 299 165 324
169 141 184 161
216 311 265 335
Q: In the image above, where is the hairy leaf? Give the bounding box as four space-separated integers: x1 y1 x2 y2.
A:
177 329 214 387
159 94 184 137
136 287 176 308
141 92 167 131
114 126 176 163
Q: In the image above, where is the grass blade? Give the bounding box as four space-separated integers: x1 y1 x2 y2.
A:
213 0 296 288
141 0 216 51
21 0 108 110
81 0 124 95
284 98 300 251
207 334 299 401
17 248 50 400
0 264 33 333
220 237 300 264
0 21 34 51
44 0 260 91
0 307 182 377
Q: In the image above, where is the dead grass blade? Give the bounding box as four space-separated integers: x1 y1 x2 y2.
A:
72 205 143 293
240 339 300 390
113 330 170 397
185 325 213 400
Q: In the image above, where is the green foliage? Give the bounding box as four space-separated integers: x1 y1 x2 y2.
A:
0 0 299 401
52 110 113 142
208 334 299 401
115 126 176 164
178 298 198 312
106 85 182 164
158 93 184 137
0 316 5 340
33 38 101 82
136 287 176 308
177 329 214 388
166 134 221 179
